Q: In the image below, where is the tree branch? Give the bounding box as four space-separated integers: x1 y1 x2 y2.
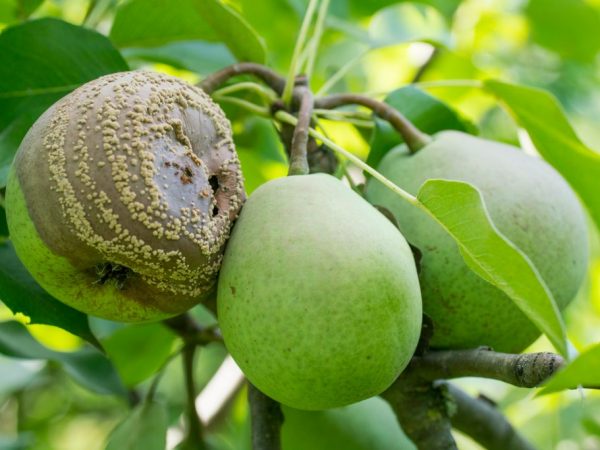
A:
314 93 432 152
445 382 536 450
162 313 226 449
198 63 286 96
180 343 206 449
163 313 223 346
382 370 457 450
248 383 283 450
411 348 565 387
381 343 565 448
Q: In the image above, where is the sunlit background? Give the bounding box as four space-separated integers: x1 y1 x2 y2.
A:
1 0 600 449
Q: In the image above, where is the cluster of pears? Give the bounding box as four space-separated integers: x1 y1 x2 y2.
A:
6 70 423 410
217 129 588 408
7 69 588 412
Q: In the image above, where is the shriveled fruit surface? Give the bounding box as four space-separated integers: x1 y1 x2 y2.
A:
366 131 588 353
218 174 422 410
6 71 245 322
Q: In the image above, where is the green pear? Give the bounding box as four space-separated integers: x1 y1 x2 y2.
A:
5 71 245 322
207 393 415 450
217 174 422 410
366 131 588 353
281 397 415 450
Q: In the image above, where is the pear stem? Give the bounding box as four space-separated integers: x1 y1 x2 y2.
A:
288 85 313 176
198 63 286 95
274 110 419 206
314 93 432 153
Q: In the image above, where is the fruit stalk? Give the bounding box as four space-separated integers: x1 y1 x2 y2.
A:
248 383 283 450
314 93 432 152
446 382 536 450
275 110 419 206
163 313 223 345
198 62 286 95
288 85 313 176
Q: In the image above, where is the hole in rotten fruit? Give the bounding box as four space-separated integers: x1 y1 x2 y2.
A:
209 175 220 217
209 175 219 193
93 262 132 290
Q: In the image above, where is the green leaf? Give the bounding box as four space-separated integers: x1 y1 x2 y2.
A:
122 40 236 75
109 0 215 46
196 0 266 63
281 397 415 450
234 117 286 163
110 0 266 63
103 323 178 387
0 0 43 23
368 3 449 48
0 18 128 187
484 80 600 231
526 0 600 62
368 85 473 168
0 321 126 396
331 0 461 20
0 241 100 347
538 343 600 395
417 179 567 356
230 0 299 70
105 401 168 450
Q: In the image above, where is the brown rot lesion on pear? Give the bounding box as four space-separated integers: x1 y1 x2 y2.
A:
92 262 133 290
5 70 247 322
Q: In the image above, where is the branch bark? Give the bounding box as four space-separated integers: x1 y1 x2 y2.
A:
381 347 565 449
411 348 565 387
445 382 536 450
382 370 457 450
162 313 224 449
180 343 206 449
248 383 283 450
198 63 286 95
314 93 432 152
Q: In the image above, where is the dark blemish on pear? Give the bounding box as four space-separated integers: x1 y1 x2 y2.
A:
93 262 132 290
